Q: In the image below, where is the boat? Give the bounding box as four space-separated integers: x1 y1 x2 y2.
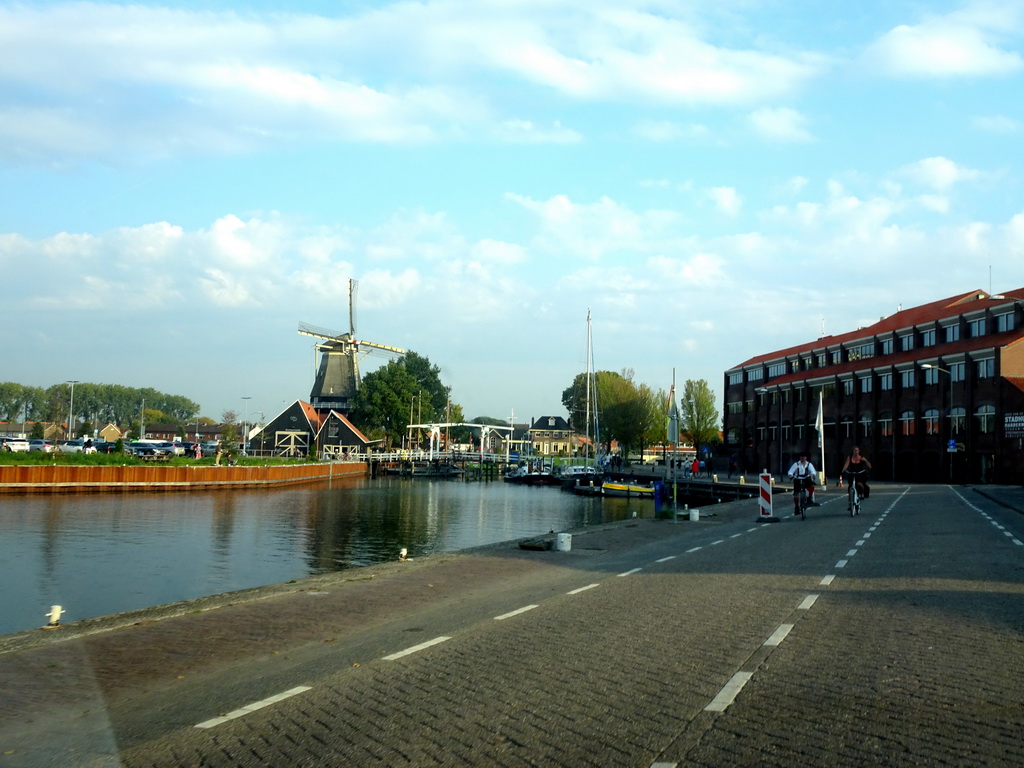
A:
600 478 660 498
566 309 606 495
504 462 561 486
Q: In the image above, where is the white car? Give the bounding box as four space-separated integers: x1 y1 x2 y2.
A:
59 438 97 454
28 439 55 453
0 437 30 452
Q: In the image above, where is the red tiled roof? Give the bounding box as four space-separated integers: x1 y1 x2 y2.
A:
730 287 1024 370
1007 377 1024 395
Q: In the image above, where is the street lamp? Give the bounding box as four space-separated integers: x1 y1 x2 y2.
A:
755 387 782 478
66 380 80 440
922 364 954 483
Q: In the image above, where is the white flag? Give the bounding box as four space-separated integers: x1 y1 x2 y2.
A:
815 392 824 447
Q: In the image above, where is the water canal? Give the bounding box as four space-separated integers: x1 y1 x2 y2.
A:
0 476 661 636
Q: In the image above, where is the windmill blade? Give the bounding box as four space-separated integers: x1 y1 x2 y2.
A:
349 278 358 337
356 340 406 354
298 321 347 341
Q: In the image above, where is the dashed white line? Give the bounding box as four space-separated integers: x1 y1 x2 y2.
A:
836 559 849 568
618 568 643 577
656 555 677 563
846 549 859 557
710 539 725 546
797 594 819 610
196 686 312 729
383 636 451 660
764 624 794 647
686 546 703 553
730 533 743 539
820 575 836 586
568 583 599 595
495 605 538 621
705 671 754 712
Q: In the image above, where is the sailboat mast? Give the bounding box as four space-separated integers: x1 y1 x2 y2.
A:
585 309 592 464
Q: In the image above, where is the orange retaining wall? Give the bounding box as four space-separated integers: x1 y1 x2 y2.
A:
0 462 368 493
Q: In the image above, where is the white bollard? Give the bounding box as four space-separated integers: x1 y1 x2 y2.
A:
555 533 572 552
44 605 65 629
689 507 700 522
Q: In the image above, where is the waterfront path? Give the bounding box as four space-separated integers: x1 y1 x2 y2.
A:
2 484 1023 767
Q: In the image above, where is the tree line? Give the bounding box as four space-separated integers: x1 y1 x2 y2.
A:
0 382 199 432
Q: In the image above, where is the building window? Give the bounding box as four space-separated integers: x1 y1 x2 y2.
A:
975 405 996 435
831 351 843 365
880 373 893 391
900 370 915 388
749 368 763 381
996 313 1015 332
728 401 743 414
879 412 893 437
802 357 813 370
900 410 915 436
848 343 874 361
843 379 854 395
923 408 940 435
860 377 873 393
951 361 966 382
969 318 986 338
859 413 873 440
976 358 994 379
950 407 965 436
881 338 893 355
841 417 854 438
728 372 743 385
900 334 914 351
923 366 940 385
944 324 960 343
921 329 936 347
768 362 786 377
817 353 827 367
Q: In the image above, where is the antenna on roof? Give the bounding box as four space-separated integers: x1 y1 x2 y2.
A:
820 318 825 337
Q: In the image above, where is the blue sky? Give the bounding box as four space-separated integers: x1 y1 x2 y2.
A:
2 0 1023 425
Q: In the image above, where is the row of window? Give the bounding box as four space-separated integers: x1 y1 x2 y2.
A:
728 311 1015 385
727 404 997 443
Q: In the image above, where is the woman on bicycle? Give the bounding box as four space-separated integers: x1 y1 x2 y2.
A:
787 452 818 515
842 446 872 504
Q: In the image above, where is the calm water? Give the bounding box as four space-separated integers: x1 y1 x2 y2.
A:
0 476 660 636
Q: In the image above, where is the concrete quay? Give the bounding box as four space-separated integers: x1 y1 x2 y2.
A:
1 483 1022 767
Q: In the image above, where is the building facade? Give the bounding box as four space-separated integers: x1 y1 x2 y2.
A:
723 289 1024 485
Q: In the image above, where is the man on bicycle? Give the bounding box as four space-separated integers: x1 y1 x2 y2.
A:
787 452 819 515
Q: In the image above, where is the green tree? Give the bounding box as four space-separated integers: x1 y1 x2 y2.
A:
681 379 719 458
353 360 420 447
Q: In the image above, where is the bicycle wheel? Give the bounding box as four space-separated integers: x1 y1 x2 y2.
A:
800 488 807 520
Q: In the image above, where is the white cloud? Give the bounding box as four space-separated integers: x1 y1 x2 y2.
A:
897 156 984 191
747 107 813 142
706 187 743 217
972 114 1022 133
865 9 1024 77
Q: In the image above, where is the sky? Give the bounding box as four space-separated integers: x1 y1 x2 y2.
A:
2 0 1024 426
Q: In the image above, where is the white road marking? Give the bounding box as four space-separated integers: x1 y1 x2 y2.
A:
383 636 451 660
656 555 676 563
711 539 725 546
618 568 643 577
797 594 819 610
196 686 312 729
730 533 743 539
820 575 836 586
764 624 794 647
705 671 754 712
855 540 865 547
686 546 703 553
568 583 599 595
846 549 858 557
836 559 848 568
495 605 538 621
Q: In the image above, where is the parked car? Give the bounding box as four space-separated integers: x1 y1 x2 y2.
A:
127 441 166 457
59 438 98 454
28 439 56 453
155 441 186 456
178 441 203 457
93 441 122 454
0 437 31 452
201 441 222 457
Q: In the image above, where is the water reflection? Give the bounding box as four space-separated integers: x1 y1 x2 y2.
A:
0 476 657 635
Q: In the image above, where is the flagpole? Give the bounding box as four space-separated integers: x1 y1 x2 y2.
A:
672 369 678 508
817 391 827 489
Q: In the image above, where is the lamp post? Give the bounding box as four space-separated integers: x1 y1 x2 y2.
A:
755 387 782 478
241 396 252 455
66 380 80 440
922 364 953 483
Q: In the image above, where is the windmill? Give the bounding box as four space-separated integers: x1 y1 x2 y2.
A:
298 278 405 413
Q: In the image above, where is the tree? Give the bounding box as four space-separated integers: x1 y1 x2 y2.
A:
681 379 719 459
353 360 420 447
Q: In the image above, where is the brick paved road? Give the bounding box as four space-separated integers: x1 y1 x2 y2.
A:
1 484 1022 767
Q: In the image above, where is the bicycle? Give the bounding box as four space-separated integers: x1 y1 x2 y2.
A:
844 470 867 516
793 477 812 520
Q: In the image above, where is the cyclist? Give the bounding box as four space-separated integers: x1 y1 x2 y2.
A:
841 446 872 510
787 452 819 515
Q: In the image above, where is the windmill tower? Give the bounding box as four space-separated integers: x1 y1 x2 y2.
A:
298 279 405 414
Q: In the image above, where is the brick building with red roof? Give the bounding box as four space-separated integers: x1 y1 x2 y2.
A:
723 288 1024 484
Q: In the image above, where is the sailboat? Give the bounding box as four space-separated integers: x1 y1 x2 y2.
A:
565 310 603 494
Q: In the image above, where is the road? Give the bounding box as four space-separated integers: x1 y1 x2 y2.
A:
2 483 1022 766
